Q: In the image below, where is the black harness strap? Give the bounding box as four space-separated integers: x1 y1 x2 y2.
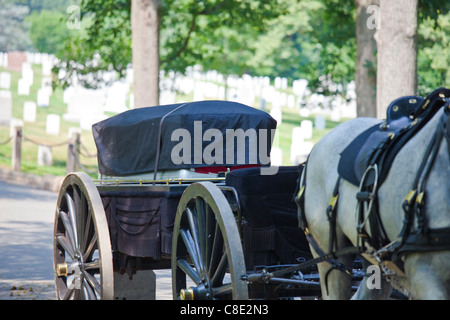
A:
394 99 450 257
377 97 450 264
327 176 341 254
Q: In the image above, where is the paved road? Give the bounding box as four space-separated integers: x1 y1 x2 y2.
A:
0 180 172 300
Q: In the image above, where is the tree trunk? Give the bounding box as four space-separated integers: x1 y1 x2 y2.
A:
376 0 418 119
131 0 161 108
355 0 378 118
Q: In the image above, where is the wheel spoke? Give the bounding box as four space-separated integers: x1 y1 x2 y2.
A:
180 229 202 272
58 210 76 252
82 207 92 255
62 287 75 300
74 188 88 252
205 203 215 269
177 259 200 285
83 233 97 262
210 251 228 287
212 283 232 297
82 278 97 300
195 198 207 267
65 193 79 250
56 235 75 259
83 271 101 296
83 259 100 271
208 222 223 276
186 207 203 271
72 188 84 251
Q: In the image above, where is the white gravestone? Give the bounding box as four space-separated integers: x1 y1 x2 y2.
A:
42 58 53 76
300 120 313 139
0 90 12 125
18 78 30 95
314 115 326 130
46 114 60 135
37 88 50 107
290 126 314 165
287 94 295 109
21 63 34 86
23 101 37 122
290 127 304 164
41 77 53 95
38 145 53 166
0 72 11 89
270 107 282 125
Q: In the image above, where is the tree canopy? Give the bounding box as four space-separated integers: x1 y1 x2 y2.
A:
5 0 449 97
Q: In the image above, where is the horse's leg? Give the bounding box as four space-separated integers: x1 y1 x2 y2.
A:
316 241 354 299
404 252 450 299
308 228 354 299
305 191 353 299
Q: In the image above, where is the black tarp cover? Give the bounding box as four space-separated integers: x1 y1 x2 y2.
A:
92 100 277 176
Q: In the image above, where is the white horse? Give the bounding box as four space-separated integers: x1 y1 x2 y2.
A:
302 94 450 299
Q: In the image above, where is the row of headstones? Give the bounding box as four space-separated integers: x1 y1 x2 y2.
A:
184 66 307 96
0 51 54 74
165 68 357 122
171 78 307 111
0 68 52 105
0 93 61 136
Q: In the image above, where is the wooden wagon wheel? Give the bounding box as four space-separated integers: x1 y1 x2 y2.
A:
53 172 114 300
172 182 248 300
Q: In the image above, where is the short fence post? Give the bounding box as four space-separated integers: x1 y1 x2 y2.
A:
11 119 23 171
66 128 81 174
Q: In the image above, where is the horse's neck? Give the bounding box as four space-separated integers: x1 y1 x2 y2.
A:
382 107 449 231
411 107 447 160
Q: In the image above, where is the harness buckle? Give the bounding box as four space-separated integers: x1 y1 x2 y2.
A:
295 185 305 204
403 189 417 205
415 191 425 205
328 194 339 210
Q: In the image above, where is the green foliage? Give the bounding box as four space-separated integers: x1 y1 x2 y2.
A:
26 10 67 54
417 10 450 95
11 0 448 96
247 0 355 94
54 0 132 88
160 0 286 76
52 0 285 87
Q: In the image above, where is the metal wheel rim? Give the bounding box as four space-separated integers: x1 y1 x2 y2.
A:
171 182 248 300
53 172 113 300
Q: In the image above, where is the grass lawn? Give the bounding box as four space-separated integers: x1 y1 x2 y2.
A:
0 64 346 178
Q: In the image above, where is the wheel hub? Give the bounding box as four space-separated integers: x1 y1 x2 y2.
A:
56 260 83 289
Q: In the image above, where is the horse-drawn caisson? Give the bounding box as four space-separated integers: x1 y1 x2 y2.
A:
52 89 450 300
